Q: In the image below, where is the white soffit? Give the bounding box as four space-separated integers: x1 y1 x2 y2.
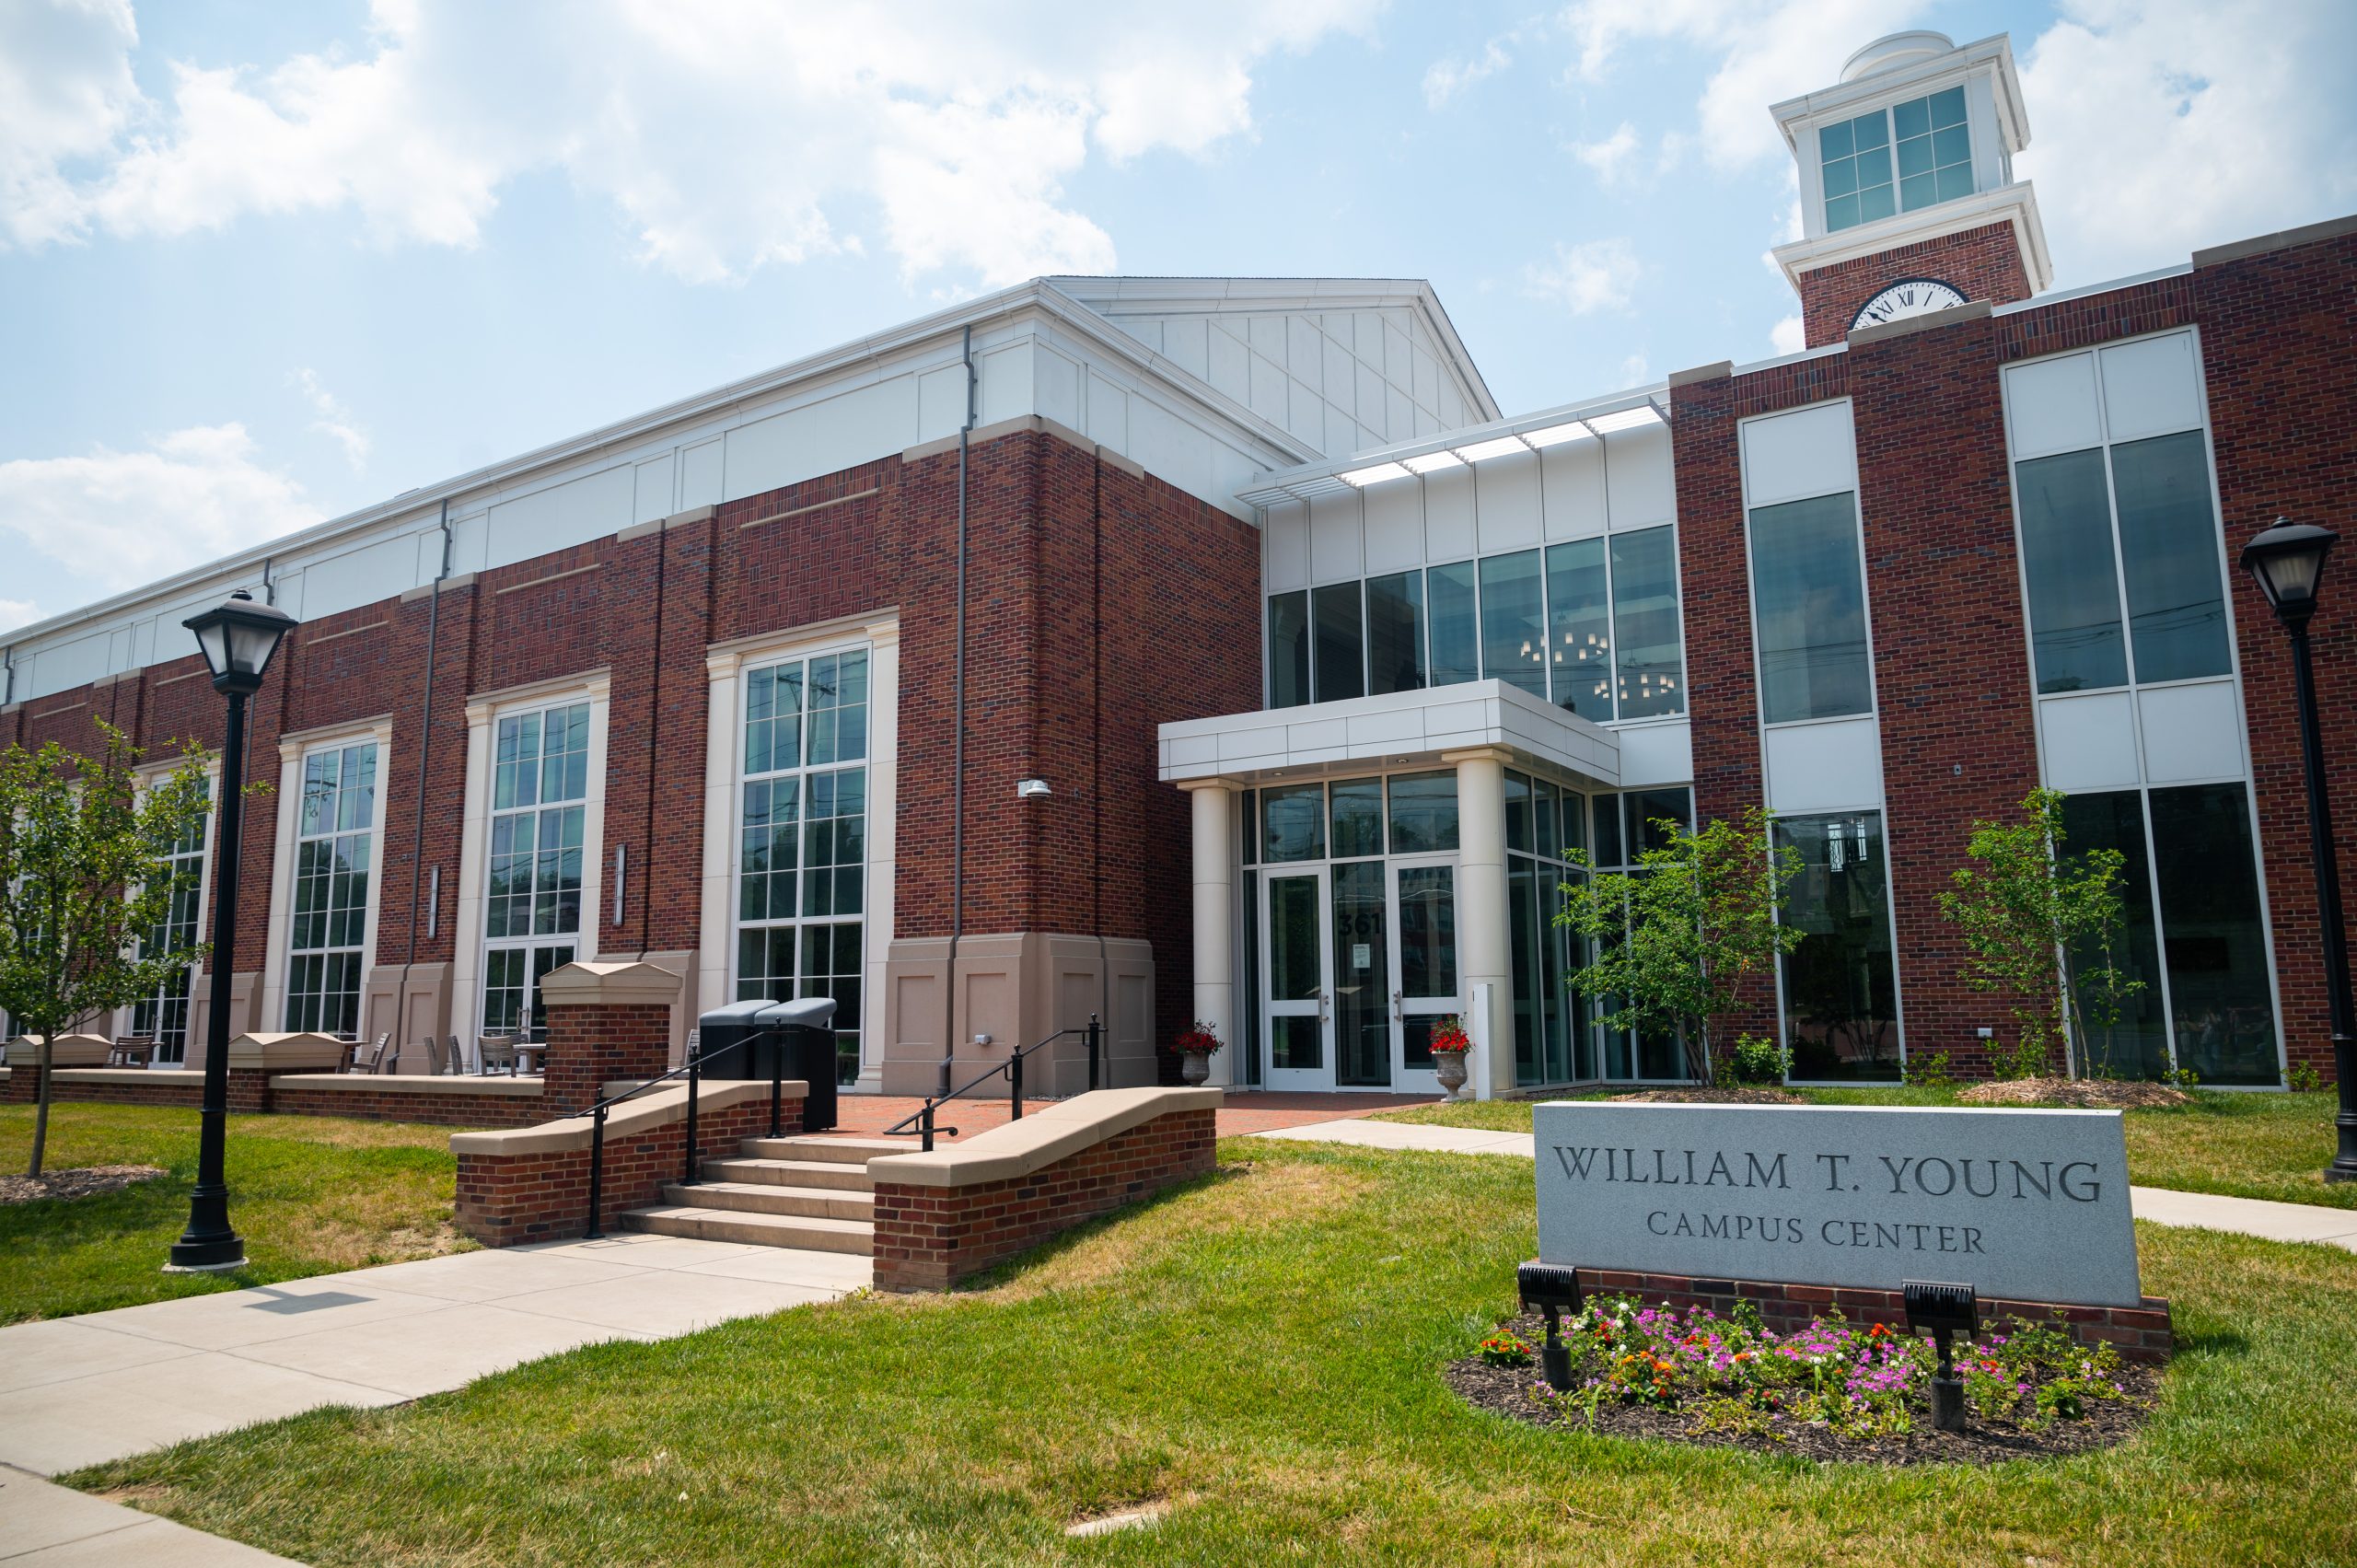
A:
1240 388 1671 507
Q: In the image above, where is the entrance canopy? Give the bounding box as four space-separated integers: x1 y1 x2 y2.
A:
1158 679 1620 791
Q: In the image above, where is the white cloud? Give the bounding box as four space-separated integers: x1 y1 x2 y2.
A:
290 368 369 471
1770 314 1805 354
0 599 41 634
1424 40 1513 109
1617 351 1650 385
1570 121 1643 185
0 0 141 248
1561 0 1913 170
4 0 1381 286
1524 237 1643 314
2017 0 2357 285
0 424 320 591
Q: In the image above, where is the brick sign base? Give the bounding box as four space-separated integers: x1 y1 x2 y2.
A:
1575 1268 2174 1365
871 1105 1216 1292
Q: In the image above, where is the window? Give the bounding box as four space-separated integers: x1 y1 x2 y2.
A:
2014 392 2229 695
1263 527 1685 723
1313 582 1365 703
480 702 590 1037
2148 784 2276 1086
1386 772 1459 854
1774 813 1900 1081
1365 572 1427 696
1427 562 1480 686
132 778 209 1062
1749 492 1873 723
1821 87 1969 232
2059 792 2171 1081
1267 591 1309 708
737 648 868 1085
1546 539 1612 719
286 742 377 1035
1610 528 1684 719
1478 552 1547 699
1260 783 1327 863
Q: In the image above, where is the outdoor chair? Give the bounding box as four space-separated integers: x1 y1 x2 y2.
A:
358 1032 393 1074
444 1034 470 1076
110 1036 157 1067
479 1035 518 1075
336 1039 359 1073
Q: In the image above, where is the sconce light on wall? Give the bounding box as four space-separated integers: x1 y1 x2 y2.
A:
1016 778 1051 800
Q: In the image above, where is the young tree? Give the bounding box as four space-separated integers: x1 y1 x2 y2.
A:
1554 807 1804 1085
1935 787 2143 1079
0 724 214 1177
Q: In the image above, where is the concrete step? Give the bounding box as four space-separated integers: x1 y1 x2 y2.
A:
702 1156 876 1192
620 1204 875 1253
660 1180 874 1221
739 1134 915 1165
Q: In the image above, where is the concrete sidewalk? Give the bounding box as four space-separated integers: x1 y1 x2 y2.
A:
0 1465 302 1565
1255 1117 2357 1252
0 1233 869 1479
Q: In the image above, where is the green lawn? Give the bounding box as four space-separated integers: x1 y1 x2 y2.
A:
0 1103 469 1323
1381 1088 2354 1210
69 1140 2357 1566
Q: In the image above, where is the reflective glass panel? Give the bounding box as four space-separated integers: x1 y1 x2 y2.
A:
1775 813 1900 1081
1267 591 1310 708
1329 778 1385 860
1260 784 1328 863
1387 772 1459 854
1333 860 1389 1086
2016 448 2129 692
1611 527 1685 718
2149 784 2278 1086
1479 550 1548 698
2113 432 2231 684
1427 562 1480 686
1313 582 1365 703
1545 538 1612 717
1749 493 1873 723
2060 791 2172 1080
1365 572 1427 695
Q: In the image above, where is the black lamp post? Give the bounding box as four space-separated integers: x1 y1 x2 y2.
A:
2238 519 2355 1183
167 589 296 1271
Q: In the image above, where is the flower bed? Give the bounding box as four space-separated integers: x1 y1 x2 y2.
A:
1448 1296 2160 1466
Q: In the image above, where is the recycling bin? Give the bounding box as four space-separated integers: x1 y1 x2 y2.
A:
692 996 840 1132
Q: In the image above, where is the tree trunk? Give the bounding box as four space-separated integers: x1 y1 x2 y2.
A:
28 1033 54 1179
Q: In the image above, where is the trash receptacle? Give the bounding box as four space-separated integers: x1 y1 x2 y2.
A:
754 996 839 1132
692 997 840 1132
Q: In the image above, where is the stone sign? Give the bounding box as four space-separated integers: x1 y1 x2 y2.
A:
1534 1103 2143 1307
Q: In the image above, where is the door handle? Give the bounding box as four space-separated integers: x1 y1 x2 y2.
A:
1391 990 1402 1021
1318 989 1329 1022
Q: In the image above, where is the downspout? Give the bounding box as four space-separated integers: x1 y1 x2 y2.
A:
395 504 453 1068
1094 454 1110 1078
947 325 976 1093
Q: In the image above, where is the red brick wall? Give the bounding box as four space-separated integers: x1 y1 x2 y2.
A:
1573 1268 2173 1364
266 1085 552 1127
5 1067 273 1111
1848 312 2047 1077
542 1000 674 1112
870 1105 1216 1291
454 1092 792 1247
0 424 1258 1075
1797 221 2034 349
2185 227 2357 1084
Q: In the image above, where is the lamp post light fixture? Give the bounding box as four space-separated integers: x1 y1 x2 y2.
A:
166 589 296 1272
2237 519 2356 1183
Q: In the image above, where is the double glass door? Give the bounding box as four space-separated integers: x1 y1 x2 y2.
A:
1260 858 1457 1091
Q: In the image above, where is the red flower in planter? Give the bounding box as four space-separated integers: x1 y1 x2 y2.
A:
1428 1015 1471 1054
1174 1021 1224 1054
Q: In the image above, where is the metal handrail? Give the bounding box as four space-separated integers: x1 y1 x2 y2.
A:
575 1043 708 1241
882 1015 1101 1152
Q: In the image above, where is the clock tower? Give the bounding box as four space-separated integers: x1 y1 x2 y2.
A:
1770 31 2052 348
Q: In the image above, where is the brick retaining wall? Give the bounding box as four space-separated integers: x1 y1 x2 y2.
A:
453 1091 796 1247
1573 1267 2173 1365
871 1104 1216 1292
269 1082 551 1127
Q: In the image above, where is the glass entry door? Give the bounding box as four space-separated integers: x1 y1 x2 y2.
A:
1390 859 1457 1088
1262 868 1331 1090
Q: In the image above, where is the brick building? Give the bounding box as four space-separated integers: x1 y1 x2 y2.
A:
6 30 2351 1096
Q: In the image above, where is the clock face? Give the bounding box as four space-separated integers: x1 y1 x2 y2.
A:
1851 277 1968 331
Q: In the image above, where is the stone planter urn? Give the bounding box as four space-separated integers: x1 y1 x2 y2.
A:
1434 1050 1469 1098
1179 1050 1214 1086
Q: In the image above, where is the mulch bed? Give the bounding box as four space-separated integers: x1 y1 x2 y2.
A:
1446 1312 2162 1467
1608 1087 1805 1105
1957 1077 2192 1109
0 1164 168 1205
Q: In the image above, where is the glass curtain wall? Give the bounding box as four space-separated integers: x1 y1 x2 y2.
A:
1773 813 1900 1081
1505 771 1587 1086
1749 493 1873 724
1264 525 1684 722
481 702 590 1038
1580 787 1693 1080
736 648 870 1086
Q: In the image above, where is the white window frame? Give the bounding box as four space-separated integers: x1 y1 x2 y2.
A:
699 613 899 1090
449 671 610 1056
262 718 392 1038
118 758 219 1065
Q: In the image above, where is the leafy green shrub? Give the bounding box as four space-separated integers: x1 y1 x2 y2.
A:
2287 1061 2324 1093
1721 1032 1790 1086
1902 1051 1955 1090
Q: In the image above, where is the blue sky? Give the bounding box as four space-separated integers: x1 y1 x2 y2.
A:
4 0 2351 635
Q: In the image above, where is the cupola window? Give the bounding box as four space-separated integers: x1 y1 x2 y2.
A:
1821 84 1972 231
